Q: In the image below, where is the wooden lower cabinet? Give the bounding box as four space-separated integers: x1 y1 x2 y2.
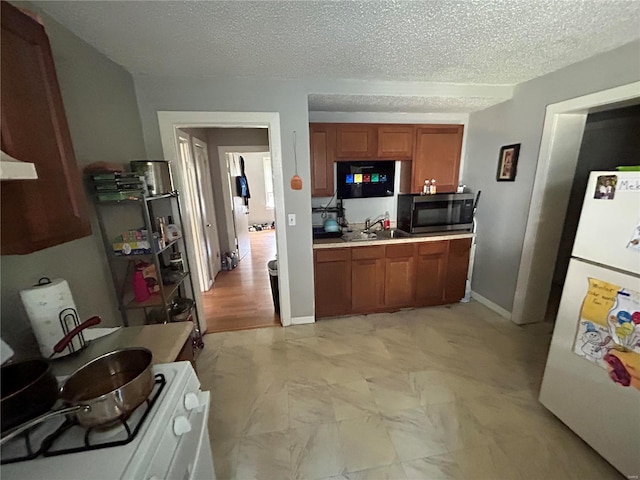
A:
444 238 472 303
351 246 385 313
415 241 448 306
383 244 416 308
313 238 470 318
314 248 352 317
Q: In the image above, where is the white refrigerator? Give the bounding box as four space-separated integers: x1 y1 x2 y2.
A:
540 171 640 476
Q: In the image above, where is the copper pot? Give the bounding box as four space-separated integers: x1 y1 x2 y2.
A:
0 348 153 444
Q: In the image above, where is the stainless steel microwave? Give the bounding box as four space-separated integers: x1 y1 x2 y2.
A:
397 193 475 233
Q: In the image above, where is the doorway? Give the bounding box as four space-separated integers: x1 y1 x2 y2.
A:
544 104 640 322
157 111 292 331
511 81 640 325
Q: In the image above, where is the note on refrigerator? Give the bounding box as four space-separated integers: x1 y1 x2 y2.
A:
573 277 640 391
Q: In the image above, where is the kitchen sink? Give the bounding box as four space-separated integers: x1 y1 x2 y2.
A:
375 229 412 239
345 231 378 242
343 228 412 242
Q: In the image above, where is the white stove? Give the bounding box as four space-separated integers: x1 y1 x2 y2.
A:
1 362 215 480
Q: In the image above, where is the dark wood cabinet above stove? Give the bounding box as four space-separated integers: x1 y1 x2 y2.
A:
1 1 91 255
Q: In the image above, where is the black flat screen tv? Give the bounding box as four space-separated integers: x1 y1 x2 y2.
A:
336 161 395 199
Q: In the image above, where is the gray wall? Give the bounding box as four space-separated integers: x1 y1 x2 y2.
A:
463 41 640 313
205 128 270 254
1 5 146 356
133 76 314 320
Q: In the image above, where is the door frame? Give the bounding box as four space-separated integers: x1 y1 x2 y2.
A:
158 111 292 327
511 81 640 325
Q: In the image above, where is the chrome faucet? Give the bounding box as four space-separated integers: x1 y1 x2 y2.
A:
364 217 384 233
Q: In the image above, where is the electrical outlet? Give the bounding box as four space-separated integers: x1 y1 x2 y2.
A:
288 214 296 226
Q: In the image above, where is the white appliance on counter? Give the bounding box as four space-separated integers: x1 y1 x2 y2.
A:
540 171 640 477
1 361 215 480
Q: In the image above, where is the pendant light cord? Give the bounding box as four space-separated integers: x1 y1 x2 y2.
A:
293 130 298 175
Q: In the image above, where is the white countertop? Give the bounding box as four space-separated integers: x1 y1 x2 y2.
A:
313 231 474 249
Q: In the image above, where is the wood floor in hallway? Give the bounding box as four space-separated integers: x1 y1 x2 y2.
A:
202 229 281 333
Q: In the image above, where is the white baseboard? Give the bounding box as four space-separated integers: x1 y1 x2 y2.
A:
291 315 315 325
471 291 512 319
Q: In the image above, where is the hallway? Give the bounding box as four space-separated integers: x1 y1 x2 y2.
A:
202 230 281 333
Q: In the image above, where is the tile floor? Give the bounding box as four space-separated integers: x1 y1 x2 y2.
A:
196 301 623 480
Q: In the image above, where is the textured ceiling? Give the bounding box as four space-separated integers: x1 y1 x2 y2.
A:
308 94 501 113
32 1 640 113
33 0 640 84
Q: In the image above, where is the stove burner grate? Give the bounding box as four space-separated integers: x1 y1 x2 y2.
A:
1 374 166 465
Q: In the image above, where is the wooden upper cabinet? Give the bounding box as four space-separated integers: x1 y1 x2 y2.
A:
310 124 336 197
336 124 377 159
314 248 352 318
1 2 91 255
412 125 464 194
377 125 413 160
444 237 472 303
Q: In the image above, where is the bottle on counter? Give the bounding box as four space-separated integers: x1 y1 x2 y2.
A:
430 179 437 195
384 211 390 230
133 265 151 303
423 180 430 195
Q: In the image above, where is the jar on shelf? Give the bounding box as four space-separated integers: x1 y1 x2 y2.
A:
169 252 184 272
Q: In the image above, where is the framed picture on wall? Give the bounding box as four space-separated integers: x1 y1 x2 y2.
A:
496 144 521 181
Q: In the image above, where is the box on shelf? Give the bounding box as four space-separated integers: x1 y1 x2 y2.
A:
113 240 152 256
140 262 160 293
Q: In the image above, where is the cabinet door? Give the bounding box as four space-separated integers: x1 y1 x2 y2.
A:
314 248 352 318
377 125 413 160
1 2 90 254
384 244 416 308
310 124 336 197
412 125 464 194
336 125 377 159
415 241 448 306
351 246 385 313
444 238 472 303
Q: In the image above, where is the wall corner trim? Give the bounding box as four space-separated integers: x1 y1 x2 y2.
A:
291 315 315 325
470 291 512 320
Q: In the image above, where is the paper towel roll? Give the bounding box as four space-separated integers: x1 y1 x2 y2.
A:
20 278 84 358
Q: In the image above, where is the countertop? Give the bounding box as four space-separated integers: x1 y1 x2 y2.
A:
313 231 474 249
50 323 192 376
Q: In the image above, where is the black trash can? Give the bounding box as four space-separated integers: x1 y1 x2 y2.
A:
268 259 280 315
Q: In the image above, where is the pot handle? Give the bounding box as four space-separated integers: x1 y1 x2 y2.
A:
0 405 90 445
52 316 101 354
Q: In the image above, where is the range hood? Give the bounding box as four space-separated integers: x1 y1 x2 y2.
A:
1 150 38 180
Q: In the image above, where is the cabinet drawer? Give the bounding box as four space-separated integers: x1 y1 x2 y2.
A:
449 237 472 255
315 248 351 263
352 245 384 260
385 244 415 258
418 241 447 256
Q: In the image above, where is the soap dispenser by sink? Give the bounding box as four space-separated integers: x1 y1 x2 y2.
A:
323 218 340 232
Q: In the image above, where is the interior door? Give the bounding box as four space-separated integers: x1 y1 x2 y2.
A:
192 138 221 282
177 134 213 291
228 153 251 260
